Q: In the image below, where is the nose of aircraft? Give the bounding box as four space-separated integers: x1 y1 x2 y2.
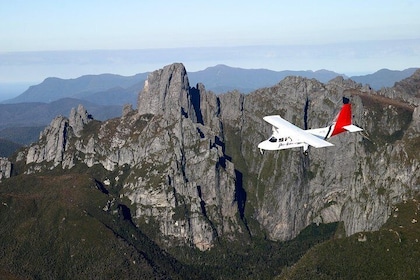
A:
257 140 270 150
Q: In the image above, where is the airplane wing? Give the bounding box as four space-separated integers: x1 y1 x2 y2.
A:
263 115 334 148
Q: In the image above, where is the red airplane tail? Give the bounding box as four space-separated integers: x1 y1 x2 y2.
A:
330 97 362 136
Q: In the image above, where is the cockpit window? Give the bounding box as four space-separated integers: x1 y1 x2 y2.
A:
269 137 277 142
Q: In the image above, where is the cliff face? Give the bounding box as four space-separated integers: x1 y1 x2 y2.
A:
0 157 11 181
221 75 419 240
18 63 243 250
15 64 419 249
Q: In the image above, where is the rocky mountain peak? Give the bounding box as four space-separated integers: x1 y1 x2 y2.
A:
17 63 243 250
69 104 93 137
137 63 199 123
9 63 420 252
26 116 71 168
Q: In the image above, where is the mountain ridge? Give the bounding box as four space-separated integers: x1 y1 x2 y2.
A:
0 63 419 278
2 73 148 104
350 68 419 90
6 63 419 242
0 97 123 130
2 65 417 105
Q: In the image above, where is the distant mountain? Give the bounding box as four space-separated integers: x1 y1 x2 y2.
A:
77 82 144 106
3 73 148 105
350 68 419 90
3 65 417 106
0 126 44 146
188 64 344 93
0 138 21 157
1 65 416 150
0 98 123 130
189 65 419 92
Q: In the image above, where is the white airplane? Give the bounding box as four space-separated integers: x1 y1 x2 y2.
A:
258 97 363 155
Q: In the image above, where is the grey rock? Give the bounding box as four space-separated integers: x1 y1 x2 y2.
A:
137 63 198 123
122 103 134 118
14 63 420 250
0 157 11 181
69 104 93 137
26 116 71 168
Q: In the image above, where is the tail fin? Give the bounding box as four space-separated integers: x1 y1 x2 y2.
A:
330 97 362 136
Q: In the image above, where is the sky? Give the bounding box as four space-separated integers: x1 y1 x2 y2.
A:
1 0 420 92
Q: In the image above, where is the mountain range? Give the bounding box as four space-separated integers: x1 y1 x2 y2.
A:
0 63 418 279
0 65 417 152
3 65 418 105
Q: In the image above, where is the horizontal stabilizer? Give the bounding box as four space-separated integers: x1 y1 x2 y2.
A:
343 124 363 132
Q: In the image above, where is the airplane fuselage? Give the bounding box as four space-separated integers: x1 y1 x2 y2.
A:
306 125 334 139
257 136 307 151
258 97 362 154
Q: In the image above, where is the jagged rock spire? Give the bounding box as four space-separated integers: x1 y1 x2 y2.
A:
26 116 70 167
69 104 93 137
137 63 198 122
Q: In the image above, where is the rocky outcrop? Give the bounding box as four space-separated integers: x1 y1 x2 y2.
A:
20 63 243 250
24 105 93 170
0 157 11 181
137 63 199 123
26 116 70 168
69 104 93 137
14 63 420 249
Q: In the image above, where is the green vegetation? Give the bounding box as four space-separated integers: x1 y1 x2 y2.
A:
0 170 195 279
168 222 339 279
80 119 102 138
0 165 341 279
0 138 22 157
278 196 420 280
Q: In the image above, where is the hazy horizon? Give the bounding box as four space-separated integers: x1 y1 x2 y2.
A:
1 39 419 84
2 1 419 89
0 56 417 102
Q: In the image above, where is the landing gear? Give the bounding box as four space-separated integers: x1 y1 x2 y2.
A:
303 144 309 156
260 149 265 155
